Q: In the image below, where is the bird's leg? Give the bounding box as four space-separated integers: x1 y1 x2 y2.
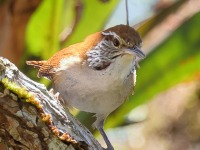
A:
97 120 114 150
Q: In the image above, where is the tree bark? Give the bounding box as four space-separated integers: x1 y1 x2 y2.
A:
0 57 102 150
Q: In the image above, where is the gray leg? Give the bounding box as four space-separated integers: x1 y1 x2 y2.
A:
97 120 114 150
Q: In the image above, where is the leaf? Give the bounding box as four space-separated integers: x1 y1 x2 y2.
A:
26 0 119 59
63 0 119 47
25 0 71 59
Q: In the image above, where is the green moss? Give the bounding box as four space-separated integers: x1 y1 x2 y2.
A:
1 78 43 109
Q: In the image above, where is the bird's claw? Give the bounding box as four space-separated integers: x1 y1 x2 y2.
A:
49 88 60 100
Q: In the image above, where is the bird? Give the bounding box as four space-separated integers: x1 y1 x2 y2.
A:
26 24 145 150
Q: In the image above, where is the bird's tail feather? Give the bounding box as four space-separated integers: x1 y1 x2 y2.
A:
26 60 46 69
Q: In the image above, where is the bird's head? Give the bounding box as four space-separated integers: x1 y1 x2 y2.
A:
86 24 145 70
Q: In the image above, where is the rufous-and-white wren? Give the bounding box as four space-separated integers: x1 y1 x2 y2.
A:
27 24 145 150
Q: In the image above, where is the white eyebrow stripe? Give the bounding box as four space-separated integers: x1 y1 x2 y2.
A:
102 31 125 45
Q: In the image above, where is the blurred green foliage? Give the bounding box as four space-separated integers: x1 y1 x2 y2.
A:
26 0 65 58
26 0 119 60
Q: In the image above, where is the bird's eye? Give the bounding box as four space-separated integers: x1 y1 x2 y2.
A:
113 38 120 47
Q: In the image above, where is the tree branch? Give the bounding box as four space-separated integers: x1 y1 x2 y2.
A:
0 57 102 150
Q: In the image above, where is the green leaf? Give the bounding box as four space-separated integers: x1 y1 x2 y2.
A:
106 12 200 128
25 0 71 59
64 0 119 47
25 0 119 59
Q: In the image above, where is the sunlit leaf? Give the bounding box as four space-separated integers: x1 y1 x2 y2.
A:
26 0 73 59
26 0 119 60
64 0 119 47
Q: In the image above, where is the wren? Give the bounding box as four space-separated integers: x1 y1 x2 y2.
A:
27 24 145 150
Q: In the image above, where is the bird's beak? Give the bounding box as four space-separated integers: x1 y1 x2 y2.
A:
124 45 145 59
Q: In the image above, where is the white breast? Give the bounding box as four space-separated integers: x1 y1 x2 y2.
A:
53 55 135 117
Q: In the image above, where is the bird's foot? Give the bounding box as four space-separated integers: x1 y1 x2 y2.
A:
49 88 61 102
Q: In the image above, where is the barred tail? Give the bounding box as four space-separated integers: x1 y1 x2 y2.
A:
26 60 46 69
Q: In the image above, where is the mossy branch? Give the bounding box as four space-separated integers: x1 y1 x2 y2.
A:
0 57 102 150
